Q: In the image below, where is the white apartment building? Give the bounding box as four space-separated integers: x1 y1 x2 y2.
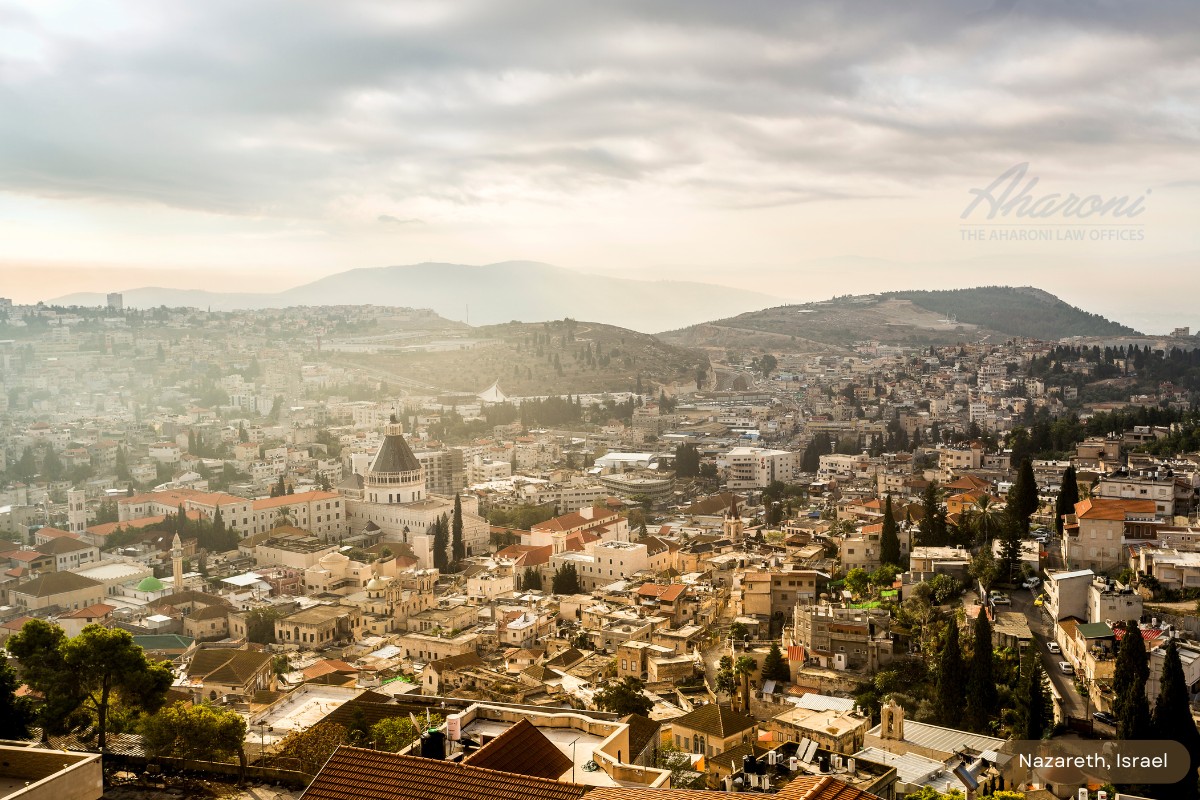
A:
1095 471 1177 519
819 453 870 481
723 446 799 490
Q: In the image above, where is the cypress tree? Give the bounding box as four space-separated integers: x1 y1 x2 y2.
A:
934 617 965 726
1015 645 1051 740
1118 681 1153 742
964 610 999 732
998 516 1024 585
431 515 449 571
1151 639 1200 800
880 495 901 566
1113 620 1149 723
1054 465 1079 535
451 494 465 566
919 481 947 547
1008 457 1038 534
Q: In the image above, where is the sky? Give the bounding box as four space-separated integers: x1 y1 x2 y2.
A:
1 1 1198 332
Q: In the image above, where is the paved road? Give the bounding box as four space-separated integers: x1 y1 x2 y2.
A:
1011 586 1091 722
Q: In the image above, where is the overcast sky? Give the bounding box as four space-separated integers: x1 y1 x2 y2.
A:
1 1 1198 330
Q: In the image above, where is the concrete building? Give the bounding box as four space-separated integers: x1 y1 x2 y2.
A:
1063 498 1157 572
723 447 799 490
668 704 757 759
1138 547 1200 591
1088 577 1143 624
762 705 872 755
1043 568 1095 622
1095 470 1178 519
275 604 363 648
0 746 101 800
790 605 895 672
9 571 104 611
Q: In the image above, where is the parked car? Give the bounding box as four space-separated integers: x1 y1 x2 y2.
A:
1022 577 1042 590
1092 711 1117 726
1047 642 1061 654
1059 661 1075 675
990 591 1011 606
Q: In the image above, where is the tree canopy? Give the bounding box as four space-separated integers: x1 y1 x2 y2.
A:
7 621 173 750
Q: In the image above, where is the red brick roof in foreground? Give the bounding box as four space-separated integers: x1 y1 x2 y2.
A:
302 747 588 800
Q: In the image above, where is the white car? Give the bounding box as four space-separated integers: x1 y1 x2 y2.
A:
1047 642 1061 654
1022 577 1041 590
1059 661 1075 675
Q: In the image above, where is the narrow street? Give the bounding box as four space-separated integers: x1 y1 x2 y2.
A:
1011 584 1090 722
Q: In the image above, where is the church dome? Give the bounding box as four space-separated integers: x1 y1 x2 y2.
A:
319 551 351 567
137 576 165 592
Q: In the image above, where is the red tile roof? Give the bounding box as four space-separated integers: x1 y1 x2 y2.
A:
302 747 588 800
638 583 687 602
1074 497 1157 520
463 719 573 780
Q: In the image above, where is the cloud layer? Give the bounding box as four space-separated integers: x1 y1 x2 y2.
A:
0 0 1197 321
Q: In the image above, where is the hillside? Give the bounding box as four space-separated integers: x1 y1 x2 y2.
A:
886 287 1139 340
659 287 1140 351
50 261 777 334
323 319 707 396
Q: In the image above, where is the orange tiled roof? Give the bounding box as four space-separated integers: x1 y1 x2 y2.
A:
303 747 588 800
251 490 339 511
1074 497 1157 520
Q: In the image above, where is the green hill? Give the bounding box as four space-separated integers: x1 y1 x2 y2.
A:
886 287 1139 340
659 286 1139 351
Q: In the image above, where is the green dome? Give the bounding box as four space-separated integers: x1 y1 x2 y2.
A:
137 576 165 592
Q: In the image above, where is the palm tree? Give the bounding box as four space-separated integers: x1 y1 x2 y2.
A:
965 496 1005 546
274 507 294 528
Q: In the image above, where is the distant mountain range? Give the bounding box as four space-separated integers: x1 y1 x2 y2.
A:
659 286 1141 351
50 261 778 333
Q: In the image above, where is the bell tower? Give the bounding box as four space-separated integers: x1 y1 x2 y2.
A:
67 489 87 535
880 697 905 741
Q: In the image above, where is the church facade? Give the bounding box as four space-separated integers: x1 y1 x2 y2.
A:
343 424 490 568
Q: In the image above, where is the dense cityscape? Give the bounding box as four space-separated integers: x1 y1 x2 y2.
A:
0 292 1197 800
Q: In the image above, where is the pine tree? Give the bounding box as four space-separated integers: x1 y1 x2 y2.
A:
0 652 34 739
934 617 965 726
1113 620 1149 723
880 495 901 566
1151 639 1200 800
1054 465 1079 535
451 494 465 566
761 643 790 683
552 563 581 594
964 611 999 732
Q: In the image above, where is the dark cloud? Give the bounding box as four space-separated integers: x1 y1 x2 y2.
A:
0 0 1196 217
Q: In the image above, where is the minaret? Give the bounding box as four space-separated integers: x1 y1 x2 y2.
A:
171 533 184 594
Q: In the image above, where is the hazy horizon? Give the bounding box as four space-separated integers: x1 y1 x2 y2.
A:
2 1 1198 332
